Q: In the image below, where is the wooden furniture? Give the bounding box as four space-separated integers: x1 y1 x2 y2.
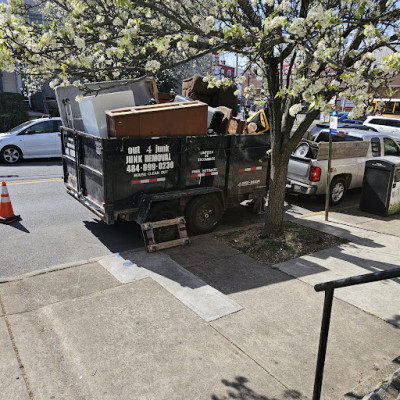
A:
106 101 208 138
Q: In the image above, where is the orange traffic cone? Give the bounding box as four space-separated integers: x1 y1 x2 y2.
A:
0 181 21 224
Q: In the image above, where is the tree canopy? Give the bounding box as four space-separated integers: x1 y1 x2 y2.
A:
1 0 399 235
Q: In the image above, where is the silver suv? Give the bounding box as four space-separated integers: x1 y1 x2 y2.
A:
363 115 400 137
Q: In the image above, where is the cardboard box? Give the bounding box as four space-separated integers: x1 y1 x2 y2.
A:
106 101 208 138
228 117 246 135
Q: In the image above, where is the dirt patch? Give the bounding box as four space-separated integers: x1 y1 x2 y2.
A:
215 221 347 266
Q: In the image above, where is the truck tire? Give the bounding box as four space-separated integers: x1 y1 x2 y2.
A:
329 177 347 205
147 202 179 243
185 195 223 234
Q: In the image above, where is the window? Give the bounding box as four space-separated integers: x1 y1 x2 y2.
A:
369 118 383 125
27 121 54 134
384 138 400 156
394 168 400 183
28 12 44 25
378 119 400 128
384 102 395 114
53 120 62 131
394 102 400 114
370 137 381 157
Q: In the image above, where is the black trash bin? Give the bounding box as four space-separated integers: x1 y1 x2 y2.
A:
360 156 400 216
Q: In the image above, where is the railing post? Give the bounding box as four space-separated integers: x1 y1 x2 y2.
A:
312 288 334 400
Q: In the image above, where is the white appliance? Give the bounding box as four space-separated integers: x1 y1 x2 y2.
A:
79 90 135 137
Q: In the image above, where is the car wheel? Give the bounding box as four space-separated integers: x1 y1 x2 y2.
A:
146 202 179 243
329 177 347 205
185 195 223 235
1 146 22 164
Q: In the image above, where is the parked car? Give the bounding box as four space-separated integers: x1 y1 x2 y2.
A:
337 112 366 124
0 117 62 164
363 115 400 137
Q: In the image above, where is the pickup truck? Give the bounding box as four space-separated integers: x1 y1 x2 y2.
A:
286 130 400 205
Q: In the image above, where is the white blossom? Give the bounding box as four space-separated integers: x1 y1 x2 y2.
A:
113 17 123 26
145 60 161 72
289 103 302 117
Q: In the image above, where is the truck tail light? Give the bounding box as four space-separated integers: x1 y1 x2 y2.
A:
309 166 321 182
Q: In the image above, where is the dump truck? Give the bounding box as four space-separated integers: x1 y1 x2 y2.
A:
56 78 270 250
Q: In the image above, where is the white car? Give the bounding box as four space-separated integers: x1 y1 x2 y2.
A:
363 115 400 137
0 117 62 164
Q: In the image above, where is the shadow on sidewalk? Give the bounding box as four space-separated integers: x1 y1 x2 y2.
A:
211 376 302 400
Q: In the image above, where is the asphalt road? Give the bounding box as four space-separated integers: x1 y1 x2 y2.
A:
0 159 361 279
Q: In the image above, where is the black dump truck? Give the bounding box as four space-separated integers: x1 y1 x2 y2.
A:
56 78 270 250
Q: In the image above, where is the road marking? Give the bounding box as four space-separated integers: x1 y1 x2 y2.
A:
6 178 63 185
301 204 358 217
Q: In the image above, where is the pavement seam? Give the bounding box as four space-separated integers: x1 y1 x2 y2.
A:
0 280 127 317
0 256 105 283
297 215 400 239
208 324 303 399
0 294 34 399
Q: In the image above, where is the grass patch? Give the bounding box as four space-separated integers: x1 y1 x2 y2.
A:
215 221 347 266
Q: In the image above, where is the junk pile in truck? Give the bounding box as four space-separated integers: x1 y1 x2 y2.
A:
55 76 271 251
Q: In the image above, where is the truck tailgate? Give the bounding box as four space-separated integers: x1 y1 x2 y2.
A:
287 156 312 183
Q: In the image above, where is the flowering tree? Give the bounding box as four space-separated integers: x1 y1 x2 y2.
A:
1 0 399 237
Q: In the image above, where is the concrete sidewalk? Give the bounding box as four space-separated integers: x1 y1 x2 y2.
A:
1 209 400 400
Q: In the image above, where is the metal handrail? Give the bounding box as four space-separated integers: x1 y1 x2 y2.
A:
312 267 400 400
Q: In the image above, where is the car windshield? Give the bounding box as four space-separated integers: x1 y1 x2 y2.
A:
5 120 33 134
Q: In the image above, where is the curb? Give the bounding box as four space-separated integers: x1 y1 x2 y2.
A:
0 256 104 283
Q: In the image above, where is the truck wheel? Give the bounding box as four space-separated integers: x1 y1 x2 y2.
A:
185 195 223 234
330 177 347 205
147 203 179 243
1 146 22 164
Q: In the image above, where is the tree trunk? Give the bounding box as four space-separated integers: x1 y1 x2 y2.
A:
262 152 290 238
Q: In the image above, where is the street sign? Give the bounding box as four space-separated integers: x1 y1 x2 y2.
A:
329 110 338 135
